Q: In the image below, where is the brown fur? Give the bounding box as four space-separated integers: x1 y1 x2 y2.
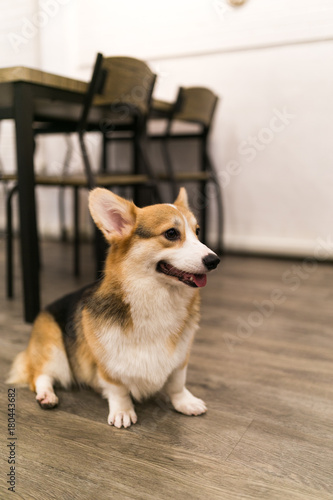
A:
7 187 214 425
7 311 67 391
133 203 194 247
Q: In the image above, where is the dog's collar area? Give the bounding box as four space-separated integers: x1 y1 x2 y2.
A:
156 261 207 288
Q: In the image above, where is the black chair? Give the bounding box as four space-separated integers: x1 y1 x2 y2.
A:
154 87 223 254
95 56 161 207
1 52 162 298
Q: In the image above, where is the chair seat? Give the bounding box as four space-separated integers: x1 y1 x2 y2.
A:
0 173 16 182
33 105 135 134
0 172 149 187
150 99 173 118
159 171 211 182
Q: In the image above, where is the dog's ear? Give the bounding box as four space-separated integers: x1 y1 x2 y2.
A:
174 187 189 209
89 188 137 241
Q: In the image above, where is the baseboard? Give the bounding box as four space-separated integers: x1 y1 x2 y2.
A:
219 234 333 262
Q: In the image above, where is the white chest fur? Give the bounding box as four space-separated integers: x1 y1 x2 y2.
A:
96 282 199 400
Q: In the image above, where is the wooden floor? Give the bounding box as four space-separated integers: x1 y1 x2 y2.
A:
0 239 332 499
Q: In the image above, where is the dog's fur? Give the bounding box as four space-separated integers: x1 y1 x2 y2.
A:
7 188 220 428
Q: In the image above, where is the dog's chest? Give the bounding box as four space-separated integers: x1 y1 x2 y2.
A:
98 290 198 398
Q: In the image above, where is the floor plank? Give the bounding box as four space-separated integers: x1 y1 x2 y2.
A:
0 239 332 499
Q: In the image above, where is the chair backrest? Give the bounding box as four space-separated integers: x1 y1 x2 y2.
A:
78 52 104 133
96 56 156 116
172 87 219 130
77 53 158 189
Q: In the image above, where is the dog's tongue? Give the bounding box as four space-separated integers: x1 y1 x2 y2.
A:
192 273 207 287
159 262 207 287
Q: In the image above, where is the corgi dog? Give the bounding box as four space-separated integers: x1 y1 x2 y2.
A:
8 187 220 428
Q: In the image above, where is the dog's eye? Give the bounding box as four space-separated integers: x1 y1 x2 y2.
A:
196 227 200 236
164 228 180 241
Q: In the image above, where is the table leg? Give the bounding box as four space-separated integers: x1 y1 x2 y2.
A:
13 83 40 322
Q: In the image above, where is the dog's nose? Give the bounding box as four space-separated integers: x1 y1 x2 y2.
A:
202 253 220 271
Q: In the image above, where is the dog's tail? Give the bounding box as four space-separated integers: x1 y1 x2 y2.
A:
6 350 30 386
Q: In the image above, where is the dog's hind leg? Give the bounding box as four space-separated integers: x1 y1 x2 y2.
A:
33 341 73 409
25 311 73 409
35 374 59 409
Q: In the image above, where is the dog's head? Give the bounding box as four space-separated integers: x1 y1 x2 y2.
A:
89 188 220 288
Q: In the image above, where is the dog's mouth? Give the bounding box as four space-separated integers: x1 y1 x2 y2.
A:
157 261 207 288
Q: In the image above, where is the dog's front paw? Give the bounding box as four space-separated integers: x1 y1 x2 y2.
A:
108 408 137 428
171 388 207 416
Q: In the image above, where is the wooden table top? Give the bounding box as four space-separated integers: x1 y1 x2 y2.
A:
0 66 88 93
0 66 173 114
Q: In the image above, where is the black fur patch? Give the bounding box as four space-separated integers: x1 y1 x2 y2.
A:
85 288 131 329
46 283 98 343
135 225 153 239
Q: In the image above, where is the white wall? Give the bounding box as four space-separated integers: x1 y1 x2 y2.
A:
150 41 333 256
0 0 39 230
0 0 40 178
1 0 333 257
